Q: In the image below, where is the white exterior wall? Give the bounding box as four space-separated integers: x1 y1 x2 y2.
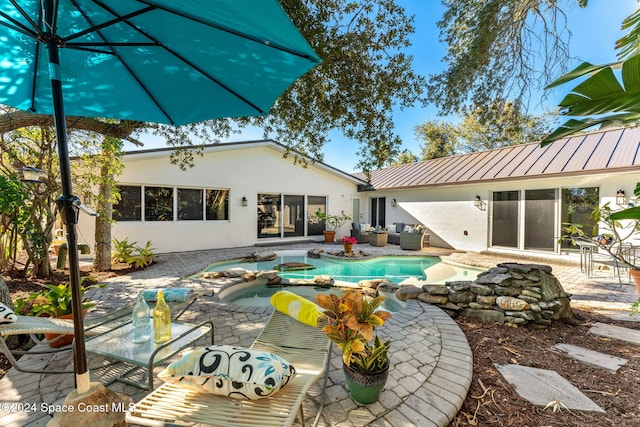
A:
370 170 640 254
76 144 360 253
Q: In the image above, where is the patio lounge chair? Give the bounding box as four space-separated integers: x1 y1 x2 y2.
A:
126 309 332 427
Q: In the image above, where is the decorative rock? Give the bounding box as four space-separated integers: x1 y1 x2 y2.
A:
359 279 388 289
470 283 493 296
377 282 400 293
247 251 277 262
498 263 552 274
462 308 505 324
224 268 248 278
396 286 424 301
505 316 527 325
506 310 539 321
448 281 472 292
307 249 322 258
517 295 540 304
494 286 521 297
448 291 476 304
256 270 279 281
496 296 530 311
201 271 225 279
476 295 497 305
521 289 542 299
313 275 334 287
422 284 450 295
475 273 512 286
418 294 449 305
242 272 257 281
469 302 493 309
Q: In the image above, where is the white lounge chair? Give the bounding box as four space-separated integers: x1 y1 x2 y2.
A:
126 310 331 427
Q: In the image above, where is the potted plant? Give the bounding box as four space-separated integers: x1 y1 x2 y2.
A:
315 290 392 404
13 281 100 347
341 236 357 255
314 210 351 242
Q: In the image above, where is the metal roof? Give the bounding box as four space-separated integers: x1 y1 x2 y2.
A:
354 127 640 190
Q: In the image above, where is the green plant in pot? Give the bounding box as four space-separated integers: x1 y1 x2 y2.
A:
313 210 351 242
13 280 100 347
315 290 392 404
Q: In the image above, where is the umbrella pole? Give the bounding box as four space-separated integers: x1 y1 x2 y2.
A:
44 0 90 395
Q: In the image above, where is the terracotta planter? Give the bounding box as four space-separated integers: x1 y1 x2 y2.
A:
343 360 390 404
630 269 640 295
343 243 353 254
43 309 88 348
323 230 336 243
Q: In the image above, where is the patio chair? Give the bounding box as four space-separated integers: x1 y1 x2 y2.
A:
0 288 213 374
126 309 331 427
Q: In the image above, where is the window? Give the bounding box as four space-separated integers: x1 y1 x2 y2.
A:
178 188 203 220
258 193 280 238
145 186 173 221
283 195 304 237
114 185 141 221
205 189 229 220
307 196 326 236
561 187 599 251
370 197 386 228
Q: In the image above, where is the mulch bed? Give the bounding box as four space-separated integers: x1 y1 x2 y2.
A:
449 309 640 427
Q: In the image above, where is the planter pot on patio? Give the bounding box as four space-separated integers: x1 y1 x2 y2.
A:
630 269 640 295
43 309 88 348
343 359 389 404
323 230 336 243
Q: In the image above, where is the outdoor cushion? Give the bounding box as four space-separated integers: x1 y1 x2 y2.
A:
395 223 405 233
143 288 194 303
158 345 295 400
270 290 323 327
0 302 17 325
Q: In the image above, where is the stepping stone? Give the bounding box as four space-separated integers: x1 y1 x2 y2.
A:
495 364 605 413
589 322 640 345
552 343 628 374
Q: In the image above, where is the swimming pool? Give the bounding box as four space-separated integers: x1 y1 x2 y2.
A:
201 250 443 284
219 281 406 313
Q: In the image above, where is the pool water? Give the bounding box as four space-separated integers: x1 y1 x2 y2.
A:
202 251 441 284
220 283 406 313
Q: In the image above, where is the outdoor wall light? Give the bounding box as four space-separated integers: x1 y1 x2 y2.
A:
18 166 46 184
616 189 627 206
391 198 397 207
241 196 248 207
474 195 486 211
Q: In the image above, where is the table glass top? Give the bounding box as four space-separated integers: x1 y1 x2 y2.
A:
85 321 210 365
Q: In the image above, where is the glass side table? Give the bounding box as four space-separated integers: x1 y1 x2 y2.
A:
86 320 214 390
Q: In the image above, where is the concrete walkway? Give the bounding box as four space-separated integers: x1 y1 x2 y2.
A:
0 243 637 426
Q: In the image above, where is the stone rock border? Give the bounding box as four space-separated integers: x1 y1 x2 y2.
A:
397 263 573 327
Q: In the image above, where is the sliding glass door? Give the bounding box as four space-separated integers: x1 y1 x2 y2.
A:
491 191 519 248
524 189 556 251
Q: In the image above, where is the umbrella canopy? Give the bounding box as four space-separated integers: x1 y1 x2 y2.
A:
0 0 320 395
0 0 320 125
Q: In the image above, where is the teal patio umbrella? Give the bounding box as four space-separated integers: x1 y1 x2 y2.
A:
0 0 320 394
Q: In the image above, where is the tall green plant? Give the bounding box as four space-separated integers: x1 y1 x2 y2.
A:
0 176 28 267
543 6 640 222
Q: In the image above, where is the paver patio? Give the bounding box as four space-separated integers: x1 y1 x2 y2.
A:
0 243 637 426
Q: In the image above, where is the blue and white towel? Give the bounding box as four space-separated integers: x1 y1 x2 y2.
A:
143 288 194 303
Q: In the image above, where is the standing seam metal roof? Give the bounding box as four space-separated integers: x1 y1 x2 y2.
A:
354 127 640 190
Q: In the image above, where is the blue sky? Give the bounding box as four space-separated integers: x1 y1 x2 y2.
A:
136 1 638 173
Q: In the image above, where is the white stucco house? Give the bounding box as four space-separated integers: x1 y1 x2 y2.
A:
76 126 640 257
